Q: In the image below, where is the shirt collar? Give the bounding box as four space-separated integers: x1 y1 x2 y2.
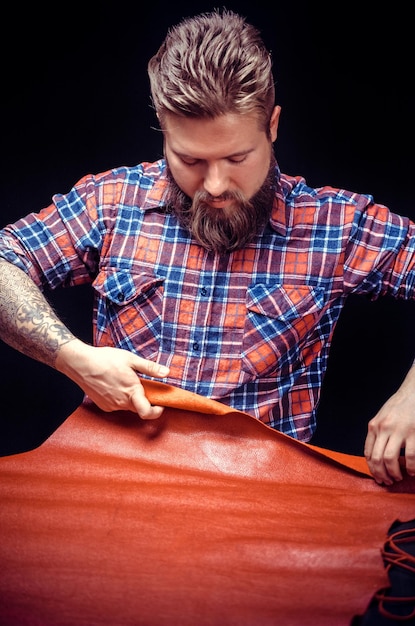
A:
141 161 170 210
269 163 287 236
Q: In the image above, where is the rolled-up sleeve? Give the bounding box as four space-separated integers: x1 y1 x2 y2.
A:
344 199 415 299
0 175 104 290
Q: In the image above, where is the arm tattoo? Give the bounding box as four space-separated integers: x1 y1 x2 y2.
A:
0 261 75 368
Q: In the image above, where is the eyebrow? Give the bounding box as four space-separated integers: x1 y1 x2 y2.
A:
172 147 255 160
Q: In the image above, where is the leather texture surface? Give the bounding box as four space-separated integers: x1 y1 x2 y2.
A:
1 380 414 625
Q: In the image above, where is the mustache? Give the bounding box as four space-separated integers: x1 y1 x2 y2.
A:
194 188 248 208
199 191 240 202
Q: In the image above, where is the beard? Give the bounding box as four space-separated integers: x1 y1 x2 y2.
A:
164 155 278 254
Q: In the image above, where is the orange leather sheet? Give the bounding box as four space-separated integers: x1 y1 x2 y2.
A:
1 380 414 626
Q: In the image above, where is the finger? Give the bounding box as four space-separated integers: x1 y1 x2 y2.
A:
403 440 415 477
132 356 169 379
366 434 403 485
129 385 165 420
382 435 404 483
363 429 375 460
364 430 394 485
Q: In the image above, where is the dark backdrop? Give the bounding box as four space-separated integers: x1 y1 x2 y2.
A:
1 1 414 455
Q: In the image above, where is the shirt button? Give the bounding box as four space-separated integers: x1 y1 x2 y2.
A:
200 287 207 296
193 341 200 351
117 291 124 301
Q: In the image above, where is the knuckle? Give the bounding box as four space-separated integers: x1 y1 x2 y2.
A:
366 420 378 436
368 454 381 467
383 451 397 464
405 450 415 464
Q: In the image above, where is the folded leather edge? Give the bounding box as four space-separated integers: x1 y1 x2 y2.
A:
141 379 373 478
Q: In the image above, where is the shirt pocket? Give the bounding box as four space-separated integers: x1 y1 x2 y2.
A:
242 283 326 378
92 268 165 358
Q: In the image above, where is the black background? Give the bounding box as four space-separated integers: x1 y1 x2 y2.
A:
1 0 414 455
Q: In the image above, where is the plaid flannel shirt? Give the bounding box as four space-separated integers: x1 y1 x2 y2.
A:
1 159 415 440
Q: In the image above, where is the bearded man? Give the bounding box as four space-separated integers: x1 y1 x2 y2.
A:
1 10 415 486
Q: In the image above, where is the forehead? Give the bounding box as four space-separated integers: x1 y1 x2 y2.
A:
162 112 264 158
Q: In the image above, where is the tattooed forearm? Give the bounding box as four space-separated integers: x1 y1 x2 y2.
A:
0 260 75 368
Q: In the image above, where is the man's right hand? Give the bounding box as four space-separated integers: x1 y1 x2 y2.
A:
56 340 170 419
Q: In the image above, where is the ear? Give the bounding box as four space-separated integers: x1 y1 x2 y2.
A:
269 106 281 142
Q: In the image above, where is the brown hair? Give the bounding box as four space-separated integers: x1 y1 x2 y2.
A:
148 10 275 131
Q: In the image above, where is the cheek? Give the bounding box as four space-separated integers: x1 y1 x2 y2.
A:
169 165 199 197
235 167 265 199
245 152 272 195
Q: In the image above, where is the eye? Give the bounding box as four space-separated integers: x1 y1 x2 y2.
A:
228 155 248 164
180 157 200 167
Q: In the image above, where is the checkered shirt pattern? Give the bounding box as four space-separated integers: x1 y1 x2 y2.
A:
1 159 415 440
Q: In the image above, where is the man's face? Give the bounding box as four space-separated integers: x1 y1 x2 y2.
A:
162 108 280 252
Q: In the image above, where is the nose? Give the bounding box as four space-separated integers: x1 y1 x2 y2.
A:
203 163 228 198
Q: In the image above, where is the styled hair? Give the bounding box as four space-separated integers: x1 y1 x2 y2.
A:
148 10 275 130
